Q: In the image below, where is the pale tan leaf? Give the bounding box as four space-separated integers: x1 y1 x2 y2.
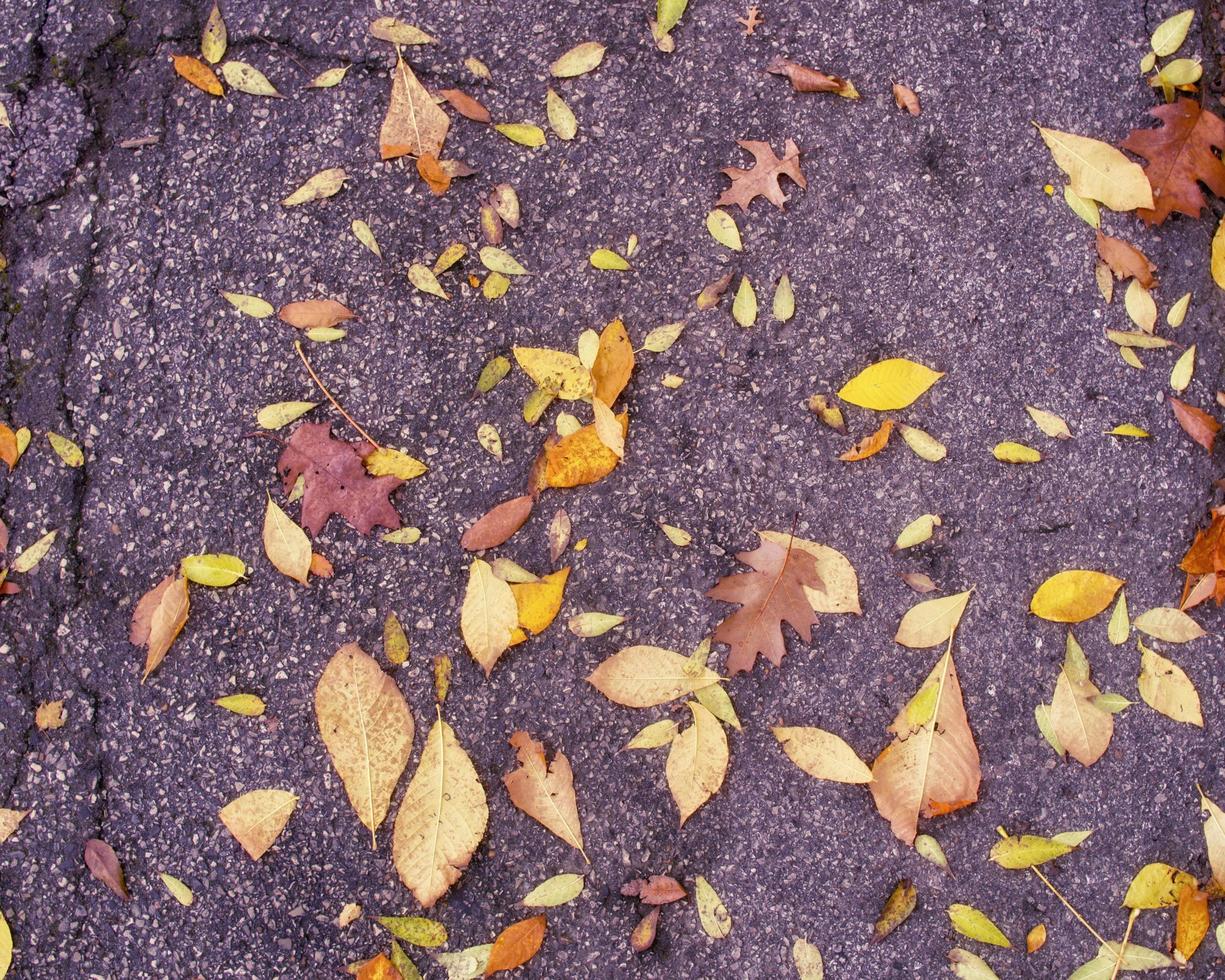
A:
1138 642 1202 726
773 726 872 783
502 731 586 858
263 496 311 585
665 702 729 825
219 789 297 860
380 53 449 160
460 558 518 675
894 590 972 648
587 645 718 707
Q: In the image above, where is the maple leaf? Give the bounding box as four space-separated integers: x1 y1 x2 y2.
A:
1120 99 1225 225
706 532 824 673
716 139 807 213
277 422 402 536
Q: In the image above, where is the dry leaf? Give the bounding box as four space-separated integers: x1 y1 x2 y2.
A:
630 907 660 953
131 573 190 680
716 139 806 212
895 590 971 648
438 88 490 123
172 54 223 96
315 643 415 844
773 726 872 783
873 880 917 943
838 358 943 410
1095 232 1157 287
591 319 635 406
1170 397 1220 452
460 558 518 675
1050 634 1112 766
219 789 297 860
792 938 824 979
462 495 534 551
666 701 729 825
1134 606 1205 642
279 299 355 330
392 717 488 908
533 413 627 489
1121 99 1225 224
1037 126 1153 211
588 645 718 707
485 915 547 974
766 57 858 98
1138 641 1202 726
381 53 449 160
0 809 29 845
84 838 128 900
282 167 347 206
892 83 920 115
503 732 586 858
839 419 894 461
263 497 311 585
35 701 65 730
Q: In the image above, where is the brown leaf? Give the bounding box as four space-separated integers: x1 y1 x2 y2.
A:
1121 99 1225 225
417 153 451 195
621 874 687 905
901 572 938 593
591 318 635 406
706 531 824 673
278 299 355 330
547 508 571 563
716 139 807 212
35 700 65 730
461 494 534 550
131 574 190 680
766 56 853 96
485 915 547 975
380 53 449 160
1170 397 1220 453
892 83 921 116
839 419 894 461
309 552 334 578
438 88 491 123
84 838 129 900
696 270 734 310
630 907 660 953
277 423 402 535
1095 232 1157 288
873 879 917 943
502 731 586 857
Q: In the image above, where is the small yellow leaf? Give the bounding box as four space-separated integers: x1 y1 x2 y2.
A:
838 358 944 411
773 726 873 783
551 41 606 77
1107 590 1129 645
303 326 345 343
263 496 310 584
1138 642 1203 726
1152 9 1195 56
382 527 421 545
523 388 555 424
545 88 577 140
1063 185 1101 227
555 412 582 436
434 242 466 274
705 209 742 250
282 167 347 207
370 17 436 45
1124 862 1197 908
1026 923 1047 954
256 401 317 430
522 873 585 908
993 441 1041 463
1124 279 1157 332
351 219 381 258
624 718 678 749
477 422 502 460
1170 345 1195 392
364 447 427 481
895 514 941 550
159 871 195 906
1134 607 1205 643
1212 215 1225 290
1167 291 1191 327
567 612 625 637
1108 423 1149 438
732 275 757 327
895 590 972 648
513 347 592 400
509 568 570 640
948 903 1011 948
1106 329 1170 348
221 291 274 318
479 246 528 276
792 938 824 979
659 522 691 547
1030 570 1124 623
773 273 795 321
221 61 282 97
661 373 684 388
408 263 449 300
589 248 630 271
1120 346 1144 369
694 875 732 939
460 558 518 675
214 693 265 717
483 271 511 300
11 530 56 574
989 833 1083 869
643 321 685 352
592 398 625 458
1025 405 1071 439
180 553 246 587
915 834 950 873
898 423 947 461
47 432 83 467
307 65 350 89
494 122 546 147
219 788 297 860
200 3 226 63
465 56 492 80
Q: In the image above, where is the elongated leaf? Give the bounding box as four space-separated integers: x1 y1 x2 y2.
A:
666 702 729 825
838 358 943 410
895 590 971 648
773 726 872 783
588 645 718 707
948 903 1010 947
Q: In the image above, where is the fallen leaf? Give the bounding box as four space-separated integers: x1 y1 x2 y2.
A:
221 61 281 97
215 693 265 716
1168 291 1192 326
84 839 128 900
774 726 872 783
1134 606 1205 642
279 299 355 330
1124 279 1157 331
948 903 1010 947
370 17 436 45
1171 345 1196 392
621 874 687 905
792 937 824 979
460 558 518 675
897 423 947 461
316 643 414 844
393 716 487 908
503 732 585 857
434 944 492 978
895 514 941 550
35 700 64 730
1026 923 1047 953
666 701 729 824
159 871 194 906
1170 397 1220 452
892 83 920 115
1095 232 1157 287
534 413 627 489
873 880 917 943
870 650 980 844
308 65 350 89
706 209 742 250
222 291 274 318
1037 126 1153 211
1120 99 1225 224
1025 405 1072 438
494 122 546 147
200 3 226 63
838 357 943 410
1175 886 1209 963
630 907 660 953
993 441 1041 463
439 88 490 123
522 874 584 908
915 834 950 872
172 54 223 96
1152 8 1195 55
131 573 190 679
766 57 858 98
409 262 449 298
624 719 678 749
219 789 297 860
1198 788 1225 888
902 572 938 593
716 139 806 212
0 809 29 845
263 496 311 584
282 167 347 206
948 948 1001 980
1124 861 1197 908
180 552 245 587
509 567 570 643
591 319 635 405
773 273 795 321
1030 570 1124 622
376 916 447 948
257 401 317 430
546 88 577 140
807 394 846 431
381 53 449 160
895 590 972 648
46 432 83 467
694 875 732 939
588 645 718 706
696 270 734 309
485 915 547 975
1138 641 1202 726
9 529 56 574
1050 633 1113 766
462 495 534 551
990 832 1084 869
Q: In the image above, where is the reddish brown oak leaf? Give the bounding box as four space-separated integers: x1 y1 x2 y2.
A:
706 533 823 673
716 139 806 212
1120 99 1225 225
277 423 401 536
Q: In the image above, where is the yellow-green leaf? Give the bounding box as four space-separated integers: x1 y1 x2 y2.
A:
1107 423 1149 438
370 17 436 45
477 422 502 460
1124 279 1157 331
221 61 282 97
180 553 246 587
897 423 947 461
383 527 421 545
948 904 1011 948
1026 405 1071 439
993 441 1041 463
948 949 1001 980
304 326 345 343
159 871 195 906
1106 329 1170 349
262 496 310 584
377 916 448 948
657 0 689 33
546 88 577 140
479 246 528 276
659 522 691 547
282 167 347 206
364 447 428 481
1152 9 1195 56
256 401 317 430
222 291 274 318
1124 862 1197 908
308 65 350 89
494 122 546 147
214 693 265 717
895 514 941 550
1170 345 1195 392
1134 607 1205 643
838 358 944 410
643 321 685 352
47 432 83 467
705 209 742 250
567 612 625 637
1108 591 1129 645
895 589 972 648
989 833 1080 869
1037 126 1154 212
916 834 950 873
408 263 449 300
773 273 795 321
434 242 466 274
351 219 381 258
11 530 56 574
513 347 592 400
624 718 678 749
1063 185 1100 227
550 42 605 78
694 875 732 939
1167 291 1191 327
200 2 226 63
732 276 757 327
1030 570 1124 622
589 248 630 271
476 356 510 394
522 873 585 908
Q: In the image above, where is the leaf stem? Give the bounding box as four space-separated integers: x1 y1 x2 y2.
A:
294 341 381 449
1108 908 1139 980
996 825 1107 947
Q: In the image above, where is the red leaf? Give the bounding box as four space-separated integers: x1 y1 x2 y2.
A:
1170 397 1220 453
84 838 129 899
1120 99 1225 225
621 874 687 905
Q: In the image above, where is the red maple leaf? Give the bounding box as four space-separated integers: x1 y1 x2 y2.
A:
1120 98 1225 225
277 423 402 535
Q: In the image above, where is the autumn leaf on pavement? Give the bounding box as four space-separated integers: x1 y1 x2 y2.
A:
380 52 449 160
1120 99 1225 225
485 915 547 975
1048 632 1113 766
277 423 402 535
706 531 824 673
621 874 687 905
716 139 806 212
1095 232 1157 288
84 838 128 900
666 701 729 824
870 649 980 844
1169 397 1220 452
502 731 586 859
219 789 297 860
130 573 190 680
766 56 858 98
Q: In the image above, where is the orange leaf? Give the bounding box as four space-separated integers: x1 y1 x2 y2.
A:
839 419 894 461
309 552 334 578
1095 232 1157 288
172 54 223 96
278 299 355 330
1174 885 1209 964
355 953 400 980
502 731 585 856
438 88 491 123
534 414 628 490
0 423 16 470
1171 397 1220 452
591 318 635 406
461 495 534 551
485 915 547 975
1121 99 1225 225
417 153 451 195
131 574 190 680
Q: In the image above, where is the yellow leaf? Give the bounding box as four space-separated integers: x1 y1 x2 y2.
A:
948 948 1002 979
839 419 893 461
1198 788 1225 888
773 726 873 783
159 871 195 906
392 717 488 908
47 432 83 467
550 41 606 77
624 718 678 749
315 643 415 843
522 873 585 908
1120 347 1143 369
408 263 449 300
214 693 265 716
1170 345 1195 392
567 613 624 638
1124 862 1197 908
705 209 742 250
1025 405 1071 439
895 514 941 550
1167 291 1191 327
370 17 436 45
1134 607 1205 643
494 122 546 147
509 568 570 642
434 242 466 274
592 398 625 458
483 271 511 300
479 246 527 276
172 54 223 96
1026 923 1047 954
545 88 577 140
989 833 1083 869
513 347 592 400
915 834 950 873
1063 185 1100 227
591 318 635 405
0 809 29 845
256 401 317 430
537 413 627 488
1037 126 1154 211
1213 215 1225 290
0 906 9 979
948 904 1011 948
1107 423 1149 438
304 326 345 343
263 496 311 584
661 373 684 388
792 938 824 979
666 702 728 825
587 645 718 707
308 65 350 89
1107 591 1129 645
363 447 428 481
643 321 686 352
200 3 226 63
660 522 691 547
1138 642 1203 726
773 273 795 321
10 529 56 574
589 248 630 270
1030 570 1123 622
460 559 518 675
180 553 246 587
222 291 274 318
732 275 757 327
897 423 947 461
838 357 943 410
382 527 421 546
1152 9 1195 55
993 441 1041 463
221 60 282 97
895 590 972 648
1106 329 1170 348
476 422 502 460
282 167 347 207
1124 279 1157 331
694 875 732 939
219 788 297 860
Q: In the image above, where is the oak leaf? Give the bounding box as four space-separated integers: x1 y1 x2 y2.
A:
716 139 807 212
1120 99 1225 225
315 643 415 845
393 716 488 908
381 52 449 160
277 423 402 536
869 650 980 844
502 732 586 858
130 573 190 680
706 531 824 673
